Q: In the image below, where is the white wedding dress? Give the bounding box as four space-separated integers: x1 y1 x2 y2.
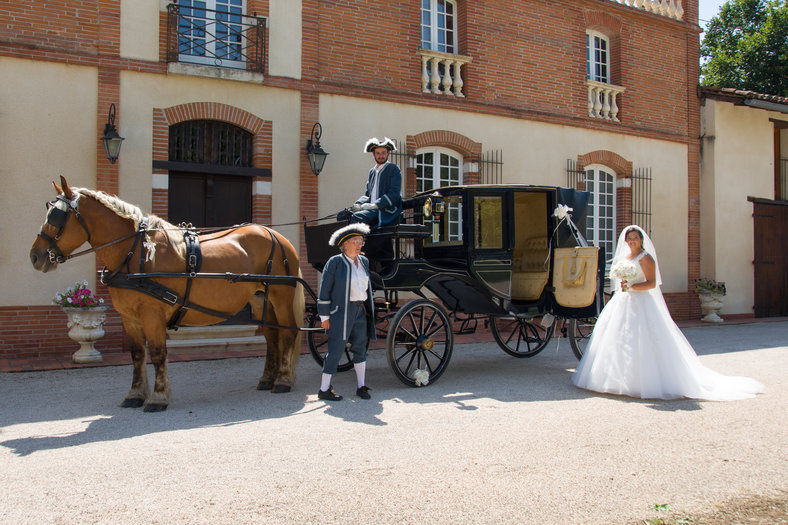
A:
572 233 764 401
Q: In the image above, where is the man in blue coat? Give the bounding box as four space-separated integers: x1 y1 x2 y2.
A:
316 223 376 401
339 137 403 228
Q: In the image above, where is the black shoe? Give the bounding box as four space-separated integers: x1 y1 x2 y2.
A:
318 386 343 401
356 386 371 400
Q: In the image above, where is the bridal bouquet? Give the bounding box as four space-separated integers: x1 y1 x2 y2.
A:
609 260 639 291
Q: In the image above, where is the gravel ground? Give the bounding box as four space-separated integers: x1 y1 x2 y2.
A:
1 322 786 524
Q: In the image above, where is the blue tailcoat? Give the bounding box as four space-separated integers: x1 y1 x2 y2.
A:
356 162 402 227
317 254 376 341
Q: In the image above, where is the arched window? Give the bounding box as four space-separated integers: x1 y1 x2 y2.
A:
416 147 462 242
586 30 609 83
583 165 616 266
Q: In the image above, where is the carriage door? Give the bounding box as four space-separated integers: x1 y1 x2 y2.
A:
469 193 512 299
167 120 253 228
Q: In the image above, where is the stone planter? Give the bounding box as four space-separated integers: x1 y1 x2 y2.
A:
62 306 109 363
697 291 724 324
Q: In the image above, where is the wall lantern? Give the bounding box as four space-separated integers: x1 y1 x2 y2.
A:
306 122 328 176
102 103 124 164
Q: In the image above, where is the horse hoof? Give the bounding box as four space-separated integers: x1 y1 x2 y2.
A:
272 385 291 394
143 403 168 412
257 380 274 391
121 398 145 408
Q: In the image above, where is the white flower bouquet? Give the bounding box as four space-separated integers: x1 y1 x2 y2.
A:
610 260 639 291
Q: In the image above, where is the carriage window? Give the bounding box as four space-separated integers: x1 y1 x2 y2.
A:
473 196 502 249
424 195 463 247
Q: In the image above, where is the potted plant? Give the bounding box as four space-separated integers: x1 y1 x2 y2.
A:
694 278 726 323
54 281 109 363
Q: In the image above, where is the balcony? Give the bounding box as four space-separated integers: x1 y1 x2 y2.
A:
166 3 266 73
419 49 472 98
607 0 684 21
587 80 626 122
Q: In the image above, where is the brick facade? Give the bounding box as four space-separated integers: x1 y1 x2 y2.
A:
0 0 702 358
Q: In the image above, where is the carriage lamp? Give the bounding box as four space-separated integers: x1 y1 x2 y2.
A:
306 122 328 176
101 103 124 164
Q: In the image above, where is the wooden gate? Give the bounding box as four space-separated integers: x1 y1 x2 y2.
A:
751 198 788 317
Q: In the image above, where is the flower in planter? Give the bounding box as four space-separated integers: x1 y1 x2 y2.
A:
53 280 105 308
694 278 726 296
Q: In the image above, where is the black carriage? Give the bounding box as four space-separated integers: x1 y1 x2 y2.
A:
304 184 605 387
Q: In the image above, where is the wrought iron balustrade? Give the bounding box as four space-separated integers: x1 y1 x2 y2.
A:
167 3 266 73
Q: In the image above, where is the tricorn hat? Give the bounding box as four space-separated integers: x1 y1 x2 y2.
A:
329 223 371 247
364 137 397 153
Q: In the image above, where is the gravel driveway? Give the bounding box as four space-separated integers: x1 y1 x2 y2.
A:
1 321 786 524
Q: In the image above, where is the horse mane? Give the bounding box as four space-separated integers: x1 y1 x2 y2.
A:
74 187 185 248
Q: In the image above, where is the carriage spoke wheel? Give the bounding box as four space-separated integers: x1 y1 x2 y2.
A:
306 312 354 373
568 317 596 360
489 314 555 358
386 299 453 387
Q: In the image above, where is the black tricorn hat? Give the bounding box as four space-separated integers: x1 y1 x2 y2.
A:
364 137 397 153
329 223 371 247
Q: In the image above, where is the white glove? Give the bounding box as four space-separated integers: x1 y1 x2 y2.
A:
350 203 363 212
360 203 378 211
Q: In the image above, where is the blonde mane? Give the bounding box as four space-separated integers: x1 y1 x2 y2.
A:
74 187 185 248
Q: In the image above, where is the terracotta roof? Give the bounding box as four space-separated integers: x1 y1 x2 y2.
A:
699 85 788 106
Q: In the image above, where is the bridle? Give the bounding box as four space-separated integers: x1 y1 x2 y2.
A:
37 193 139 264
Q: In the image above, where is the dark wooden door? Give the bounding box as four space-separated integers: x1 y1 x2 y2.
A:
753 200 788 317
168 172 252 228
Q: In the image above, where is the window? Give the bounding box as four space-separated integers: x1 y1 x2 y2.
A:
584 167 616 266
417 148 462 243
421 0 457 53
586 30 609 83
178 0 245 68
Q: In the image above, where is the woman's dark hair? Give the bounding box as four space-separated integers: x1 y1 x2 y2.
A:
625 227 643 240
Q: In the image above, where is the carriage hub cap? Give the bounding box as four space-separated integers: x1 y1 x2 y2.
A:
419 337 434 351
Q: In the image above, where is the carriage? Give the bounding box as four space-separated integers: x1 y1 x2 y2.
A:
303 184 605 387
30 178 604 410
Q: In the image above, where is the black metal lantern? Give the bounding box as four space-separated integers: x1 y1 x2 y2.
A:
102 103 124 164
306 122 328 176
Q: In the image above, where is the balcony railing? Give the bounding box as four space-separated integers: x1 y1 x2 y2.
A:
587 80 626 122
166 3 266 73
419 49 472 98
607 0 684 21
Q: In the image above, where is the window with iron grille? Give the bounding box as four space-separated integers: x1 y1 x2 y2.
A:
169 120 253 167
417 148 463 242
579 166 616 267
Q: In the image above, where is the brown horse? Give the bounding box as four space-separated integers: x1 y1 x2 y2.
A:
30 176 304 412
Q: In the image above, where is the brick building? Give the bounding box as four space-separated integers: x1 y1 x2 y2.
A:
0 0 702 360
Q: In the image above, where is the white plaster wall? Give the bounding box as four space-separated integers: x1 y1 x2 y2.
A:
318 94 689 292
268 0 302 79
120 0 161 62
701 99 779 314
0 58 99 306
119 71 303 244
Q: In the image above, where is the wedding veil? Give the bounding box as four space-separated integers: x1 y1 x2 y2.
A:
610 225 663 293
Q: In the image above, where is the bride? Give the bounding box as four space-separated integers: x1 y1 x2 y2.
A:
572 225 764 400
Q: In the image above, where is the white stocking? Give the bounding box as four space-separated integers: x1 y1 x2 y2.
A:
354 361 366 388
320 373 332 392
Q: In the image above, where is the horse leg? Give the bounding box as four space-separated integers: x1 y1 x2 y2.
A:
121 322 149 408
251 294 279 391
141 317 171 412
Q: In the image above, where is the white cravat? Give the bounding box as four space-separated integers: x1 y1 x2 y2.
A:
370 162 387 202
345 254 369 302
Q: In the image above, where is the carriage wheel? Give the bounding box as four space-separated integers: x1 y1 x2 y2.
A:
568 317 596 360
489 314 555 358
386 299 454 387
306 313 354 373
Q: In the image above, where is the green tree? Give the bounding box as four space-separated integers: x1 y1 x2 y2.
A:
700 0 788 96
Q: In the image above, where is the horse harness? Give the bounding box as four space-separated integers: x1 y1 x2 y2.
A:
99 222 295 330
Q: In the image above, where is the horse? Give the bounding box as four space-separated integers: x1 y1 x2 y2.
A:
29 176 304 412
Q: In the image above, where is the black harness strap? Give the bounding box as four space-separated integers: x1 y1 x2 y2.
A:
166 229 203 328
